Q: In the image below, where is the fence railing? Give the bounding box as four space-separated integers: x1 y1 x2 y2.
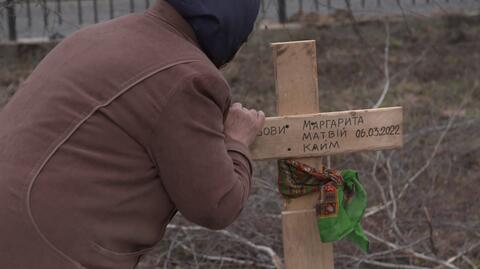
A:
5 0 17 41
1 0 479 42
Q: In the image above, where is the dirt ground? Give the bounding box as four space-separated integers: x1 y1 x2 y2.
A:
1 14 479 269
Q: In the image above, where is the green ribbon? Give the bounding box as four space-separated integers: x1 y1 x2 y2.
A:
278 160 369 252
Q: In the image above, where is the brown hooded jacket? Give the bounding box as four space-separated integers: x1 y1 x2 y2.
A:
0 1 252 268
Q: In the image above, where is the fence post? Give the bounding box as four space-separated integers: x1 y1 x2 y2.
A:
278 0 287 23
56 0 63 25
130 0 135 13
42 0 48 28
6 0 17 41
93 0 98 23
313 0 319 11
77 0 83 25
26 0 32 28
109 0 114 19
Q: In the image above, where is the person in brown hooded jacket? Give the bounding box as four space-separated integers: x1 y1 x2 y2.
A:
0 0 263 268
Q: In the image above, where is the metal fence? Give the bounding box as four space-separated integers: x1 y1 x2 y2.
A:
1 0 479 42
1 0 154 42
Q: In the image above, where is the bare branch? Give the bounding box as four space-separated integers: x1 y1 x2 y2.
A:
397 97 468 200
167 224 283 269
433 241 480 269
343 255 431 269
374 20 391 109
365 231 460 269
422 206 438 255
178 242 277 269
462 256 479 269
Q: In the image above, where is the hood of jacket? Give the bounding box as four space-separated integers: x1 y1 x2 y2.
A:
166 0 260 67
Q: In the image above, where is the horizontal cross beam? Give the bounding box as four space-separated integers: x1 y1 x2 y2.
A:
251 107 403 160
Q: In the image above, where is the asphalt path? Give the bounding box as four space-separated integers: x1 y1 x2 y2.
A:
1 0 479 41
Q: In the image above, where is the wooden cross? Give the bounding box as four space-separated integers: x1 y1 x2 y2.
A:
250 40 403 269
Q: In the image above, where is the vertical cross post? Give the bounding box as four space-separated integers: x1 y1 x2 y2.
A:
272 40 334 269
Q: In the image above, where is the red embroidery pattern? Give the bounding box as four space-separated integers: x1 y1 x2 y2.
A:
278 160 343 218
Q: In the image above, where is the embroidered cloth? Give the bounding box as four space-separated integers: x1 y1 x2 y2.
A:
278 160 369 252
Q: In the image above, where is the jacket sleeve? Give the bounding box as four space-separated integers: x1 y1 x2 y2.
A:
150 70 253 230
